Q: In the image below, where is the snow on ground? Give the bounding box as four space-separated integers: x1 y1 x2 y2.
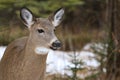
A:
0 46 6 60
46 50 100 76
0 44 100 77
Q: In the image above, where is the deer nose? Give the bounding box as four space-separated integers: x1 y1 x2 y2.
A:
52 40 61 48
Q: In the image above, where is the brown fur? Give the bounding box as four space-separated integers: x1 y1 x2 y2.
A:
0 18 54 80
0 8 64 80
0 37 47 80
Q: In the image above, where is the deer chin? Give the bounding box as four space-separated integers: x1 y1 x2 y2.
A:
35 47 50 55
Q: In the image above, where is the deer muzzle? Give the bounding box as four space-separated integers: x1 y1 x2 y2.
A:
51 40 62 50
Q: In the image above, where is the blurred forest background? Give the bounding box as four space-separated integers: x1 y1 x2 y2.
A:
0 0 120 80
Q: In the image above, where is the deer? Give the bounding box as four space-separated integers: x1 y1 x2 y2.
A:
0 7 64 80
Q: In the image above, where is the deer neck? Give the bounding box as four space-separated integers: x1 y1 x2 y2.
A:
24 36 48 64
24 36 49 56
19 38 48 80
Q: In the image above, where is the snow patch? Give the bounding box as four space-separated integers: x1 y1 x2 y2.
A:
0 46 6 60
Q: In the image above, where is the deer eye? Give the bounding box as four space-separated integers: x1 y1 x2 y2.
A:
37 29 44 33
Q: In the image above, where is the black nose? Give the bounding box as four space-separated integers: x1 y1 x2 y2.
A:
52 40 61 48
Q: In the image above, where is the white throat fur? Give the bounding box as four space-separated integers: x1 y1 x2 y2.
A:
35 47 50 55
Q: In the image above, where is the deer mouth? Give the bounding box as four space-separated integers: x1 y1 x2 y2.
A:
50 46 61 50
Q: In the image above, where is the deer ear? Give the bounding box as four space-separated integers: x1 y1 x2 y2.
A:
20 8 34 28
51 8 64 27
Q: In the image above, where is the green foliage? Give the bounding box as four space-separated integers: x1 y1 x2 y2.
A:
0 0 84 17
67 52 85 80
87 42 108 80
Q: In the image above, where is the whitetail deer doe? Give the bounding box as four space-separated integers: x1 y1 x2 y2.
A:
0 8 64 80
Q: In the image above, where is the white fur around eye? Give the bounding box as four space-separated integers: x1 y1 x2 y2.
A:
35 47 50 55
52 9 64 27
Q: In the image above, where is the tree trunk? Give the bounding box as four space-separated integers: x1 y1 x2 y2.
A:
106 0 120 80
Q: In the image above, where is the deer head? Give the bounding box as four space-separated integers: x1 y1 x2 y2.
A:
20 8 64 54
